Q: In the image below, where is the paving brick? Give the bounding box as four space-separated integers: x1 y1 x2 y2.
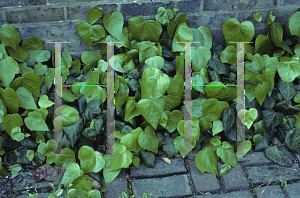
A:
255 185 286 198
276 6 299 24
102 168 129 198
176 0 201 14
210 29 224 42
0 12 4 25
19 24 98 54
47 23 79 39
218 162 250 191
120 1 175 17
130 156 187 178
195 190 254 198
0 0 19 8
67 4 118 22
211 12 236 29
19 25 49 41
187 159 221 193
20 0 47 6
295 152 300 162
16 190 66 198
238 10 272 24
6 7 64 24
49 0 99 4
187 14 211 28
13 168 65 190
238 149 273 168
245 164 300 185
132 174 193 198
280 0 300 5
203 0 276 11
16 193 57 198
283 181 300 198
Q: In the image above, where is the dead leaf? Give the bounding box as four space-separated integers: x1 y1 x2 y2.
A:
34 164 58 182
92 179 101 189
162 156 171 164
85 175 94 181
126 175 130 182
271 136 282 147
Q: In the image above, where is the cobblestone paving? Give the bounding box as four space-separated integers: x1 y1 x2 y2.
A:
6 148 300 198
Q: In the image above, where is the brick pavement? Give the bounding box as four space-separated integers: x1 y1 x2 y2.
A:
10 148 300 198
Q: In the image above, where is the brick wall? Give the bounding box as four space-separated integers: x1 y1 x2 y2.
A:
0 0 299 57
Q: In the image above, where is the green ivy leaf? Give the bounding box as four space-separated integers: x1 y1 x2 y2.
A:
103 11 124 40
11 72 42 103
162 136 179 158
202 98 230 122
167 13 189 39
0 56 19 88
141 66 170 100
216 141 236 168
212 119 224 136
220 46 237 65
269 22 283 47
204 81 237 101
62 118 84 148
167 73 184 99
11 126 24 141
195 146 220 177
265 146 293 166
277 61 300 83
103 155 122 186
190 26 212 49
53 148 76 168
253 134 262 143
253 12 262 22
132 157 140 168
177 117 200 141
222 18 254 46
128 16 162 42
79 146 105 174
278 79 297 101
0 24 20 44
0 87 19 114
136 98 165 130
110 142 132 171
115 75 129 111
255 81 269 106
191 46 211 72
255 34 275 56
8 46 30 62
61 163 84 188
266 10 276 25
60 104 80 127
156 7 173 26
139 150 155 168
16 87 38 110
26 150 34 161
76 22 106 48
138 125 158 153
37 95 53 109
262 109 284 131
174 136 196 158
88 7 102 25
172 23 193 52
288 11 300 37
25 111 49 131
2 113 23 140
21 37 50 66
121 127 142 153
